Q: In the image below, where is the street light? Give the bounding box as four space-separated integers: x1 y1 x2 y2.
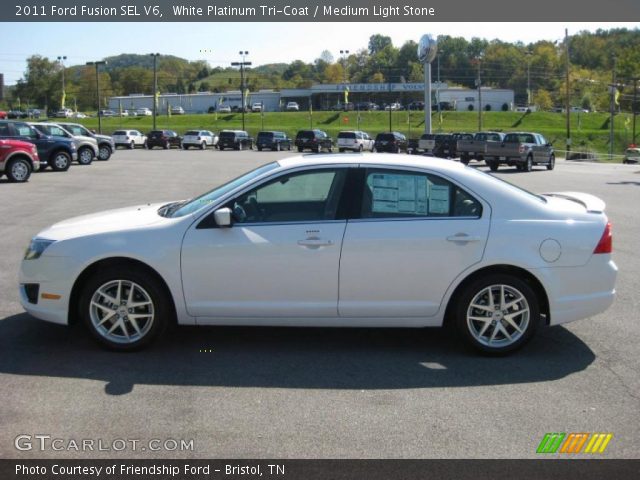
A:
57 55 67 110
475 55 483 131
609 53 617 161
231 51 251 131
436 48 444 120
150 53 160 130
86 60 107 134
525 50 532 106
340 49 350 110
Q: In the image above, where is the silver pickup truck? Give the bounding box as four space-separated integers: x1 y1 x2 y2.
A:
457 132 505 165
484 132 555 172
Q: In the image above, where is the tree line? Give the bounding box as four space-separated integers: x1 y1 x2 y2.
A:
5 28 639 113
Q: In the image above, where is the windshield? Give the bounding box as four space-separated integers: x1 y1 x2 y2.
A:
185 131 199 136
257 132 274 140
338 132 356 139
167 162 280 218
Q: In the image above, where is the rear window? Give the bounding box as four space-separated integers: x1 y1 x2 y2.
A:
219 131 236 139
113 130 126 135
296 130 314 139
150 131 163 136
338 132 356 139
376 133 395 141
257 132 274 140
504 133 534 143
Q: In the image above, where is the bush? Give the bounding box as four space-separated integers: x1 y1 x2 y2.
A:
501 103 509 111
484 104 492 111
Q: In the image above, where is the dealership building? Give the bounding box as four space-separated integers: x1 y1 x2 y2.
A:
108 83 514 113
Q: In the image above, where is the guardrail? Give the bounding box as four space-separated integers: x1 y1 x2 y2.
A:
554 149 628 162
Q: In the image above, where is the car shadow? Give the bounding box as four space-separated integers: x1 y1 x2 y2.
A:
606 181 640 186
0 313 595 396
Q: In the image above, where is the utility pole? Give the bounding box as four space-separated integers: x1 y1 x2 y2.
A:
57 55 67 110
231 51 251 131
437 50 442 118
525 51 532 106
86 60 107 134
476 56 482 131
609 54 617 161
633 78 638 145
150 53 160 130
565 28 571 158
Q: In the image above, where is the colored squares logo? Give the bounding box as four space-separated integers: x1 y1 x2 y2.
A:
537 433 613 454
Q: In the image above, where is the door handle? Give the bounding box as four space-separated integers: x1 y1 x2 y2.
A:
298 238 334 247
446 234 481 243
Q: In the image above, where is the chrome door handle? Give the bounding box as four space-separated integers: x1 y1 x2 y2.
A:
298 238 334 247
446 234 481 243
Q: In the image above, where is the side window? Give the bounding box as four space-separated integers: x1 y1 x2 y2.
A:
228 169 347 224
16 125 38 138
361 169 482 219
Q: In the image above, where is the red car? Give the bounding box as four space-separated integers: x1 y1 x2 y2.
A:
0 138 40 182
0 111 7 119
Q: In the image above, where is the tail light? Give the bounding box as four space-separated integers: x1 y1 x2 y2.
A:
593 222 612 254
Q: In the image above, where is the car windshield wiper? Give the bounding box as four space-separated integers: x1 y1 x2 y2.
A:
157 200 188 217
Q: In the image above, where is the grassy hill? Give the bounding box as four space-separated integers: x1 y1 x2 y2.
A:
75 111 636 159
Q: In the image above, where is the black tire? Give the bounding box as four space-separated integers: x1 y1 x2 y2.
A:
547 154 555 171
275 143 281 152
129 141 135 150
6 158 31 182
461 156 470 166
98 145 112 161
49 150 71 171
524 155 533 172
79 266 171 351
183 144 189 150
200 141 206 150
297 147 303 153
454 273 540 355
258 146 263 152
339 148 345 153
77 147 94 165
487 161 499 172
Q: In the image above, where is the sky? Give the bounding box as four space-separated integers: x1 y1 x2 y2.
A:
1 22 637 85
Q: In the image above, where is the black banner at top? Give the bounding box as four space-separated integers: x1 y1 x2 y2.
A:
4 0 640 22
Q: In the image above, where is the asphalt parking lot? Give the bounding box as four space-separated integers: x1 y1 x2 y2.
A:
0 148 639 459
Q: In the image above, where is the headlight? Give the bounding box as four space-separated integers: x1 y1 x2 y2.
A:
24 238 55 260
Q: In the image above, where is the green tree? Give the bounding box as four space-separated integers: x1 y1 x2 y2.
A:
368 34 392 55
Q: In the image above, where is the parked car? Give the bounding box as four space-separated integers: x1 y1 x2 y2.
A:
419 133 457 158
355 102 378 111
256 131 291 151
295 129 333 153
55 108 73 118
285 102 300 112
408 101 425 111
0 111 7 119
484 132 555 172
8 111 28 119
623 147 639 164
217 130 253 150
71 112 88 119
182 130 218 150
0 138 40 182
170 106 185 115
57 122 115 161
337 131 374 152
27 109 41 119
251 102 263 113
384 103 402 111
135 108 153 117
0 120 76 171
457 132 505 165
98 110 116 117
112 130 147 149
374 132 407 153
448 132 474 159
30 122 97 165
217 105 231 113
146 130 182 149
18 156 617 354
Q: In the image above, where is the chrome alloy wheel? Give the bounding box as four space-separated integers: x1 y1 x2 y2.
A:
10 161 30 181
89 280 155 344
466 284 530 348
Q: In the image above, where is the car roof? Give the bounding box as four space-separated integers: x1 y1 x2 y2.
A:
277 154 466 173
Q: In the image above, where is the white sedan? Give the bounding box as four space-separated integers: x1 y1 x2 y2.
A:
19 156 617 354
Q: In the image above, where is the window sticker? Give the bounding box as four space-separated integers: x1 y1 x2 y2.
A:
428 184 450 214
370 173 429 215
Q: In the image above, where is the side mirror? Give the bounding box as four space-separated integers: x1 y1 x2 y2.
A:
214 207 233 227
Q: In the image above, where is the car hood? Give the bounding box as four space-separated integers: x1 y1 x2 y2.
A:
37 203 172 241
94 133 113 143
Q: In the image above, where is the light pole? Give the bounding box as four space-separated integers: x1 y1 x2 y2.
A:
633 78 638 145
86 60 107 133
340 49 350 110
525 50 532 106
150 53 160 130
565 28 571 158
231 51 251 131
476 55 483 131
436 49 444 119
57 55 67 110
609 53 617 161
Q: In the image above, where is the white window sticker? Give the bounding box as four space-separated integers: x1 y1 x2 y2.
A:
428 184 450 214
370 173 429 215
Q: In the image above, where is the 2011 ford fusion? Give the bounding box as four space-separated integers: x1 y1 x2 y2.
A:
19 156 617 354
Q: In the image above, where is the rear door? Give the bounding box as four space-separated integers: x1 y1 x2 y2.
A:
339 166 490 318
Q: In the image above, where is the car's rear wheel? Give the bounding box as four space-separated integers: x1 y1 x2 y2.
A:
98 145 112 160
297 147 303 153
183 144 189 150
359 145 364 152
461 156 470 166
79 267 170 351
454 274 539 355
525 155 533 172
77 147 94 165
547 154 555 170
487 161 499 172
275 143 281 152
129 141 135 150
6 158 31 182
50 151 71 171
200 141 206 150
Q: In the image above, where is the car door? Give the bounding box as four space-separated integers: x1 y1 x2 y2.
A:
181 166 351 320
339 167 490 319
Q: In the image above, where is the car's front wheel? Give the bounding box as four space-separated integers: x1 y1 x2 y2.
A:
50 151 71 171
98 145 112 160
77 147 94 165
454 274 539 355
547 154 555 170
79 267 170 351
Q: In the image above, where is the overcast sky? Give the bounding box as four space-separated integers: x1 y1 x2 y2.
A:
1 22 637 84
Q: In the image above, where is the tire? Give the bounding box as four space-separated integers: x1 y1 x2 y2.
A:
6 158 31 182
314 146 320 153
488 162 499 172
275 143 281 152
143 141 148 149
454 273 540 355
461 156 470 166
129 141 135 150
163 142 169 150
98 145 112 161
200 141 206 150
547 154 555 171
49 150 71 171
77 147 94 165
523 155 532 172
339 148 345 153
79 266 171 351
257 146 263 152
183 144 189 150
297 147 303 153
359 145 364 152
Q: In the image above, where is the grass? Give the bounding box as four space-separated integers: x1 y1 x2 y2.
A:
76 111 637 160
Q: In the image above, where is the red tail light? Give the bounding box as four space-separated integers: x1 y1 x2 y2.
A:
593 222 612 254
